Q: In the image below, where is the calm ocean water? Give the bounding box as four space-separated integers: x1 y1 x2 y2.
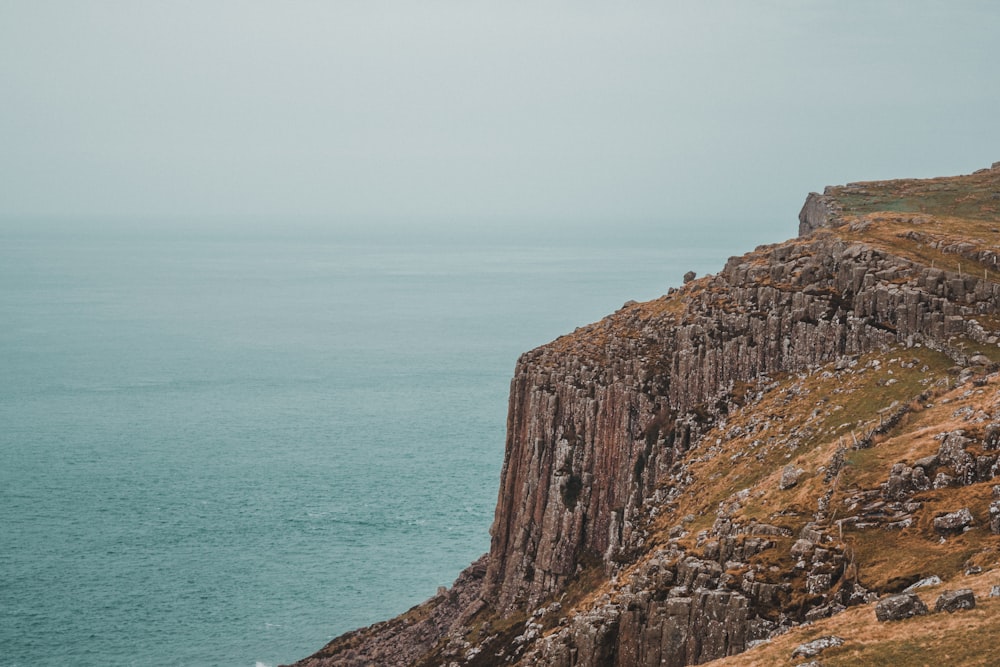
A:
0 225 748 666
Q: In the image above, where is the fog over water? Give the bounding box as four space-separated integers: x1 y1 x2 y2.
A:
2 1 998 239
2 3 999 666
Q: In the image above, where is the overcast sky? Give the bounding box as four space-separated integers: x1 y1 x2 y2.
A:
1 1 997 240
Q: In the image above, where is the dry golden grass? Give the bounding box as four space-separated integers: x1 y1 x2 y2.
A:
685 356 1000 664
829 166 1000 281
831 168 1000 223
649 345 956 549
836 212 1000 281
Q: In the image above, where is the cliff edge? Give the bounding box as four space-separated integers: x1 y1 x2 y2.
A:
291 162 1000 666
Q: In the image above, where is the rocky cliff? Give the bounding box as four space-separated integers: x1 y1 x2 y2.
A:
291 163 1000 667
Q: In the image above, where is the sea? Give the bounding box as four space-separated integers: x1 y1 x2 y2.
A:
0 223 753 666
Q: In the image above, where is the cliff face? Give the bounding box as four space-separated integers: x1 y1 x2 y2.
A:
292 163 1000 667
486 227 1000 613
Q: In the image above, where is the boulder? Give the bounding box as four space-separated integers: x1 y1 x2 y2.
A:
991 501 1000 534
790 539 814 559
933 472 955 489
985 426 1000 451
804 603 845 622
875 593 929 622
934 589 975 613
807 573 832 595
938 433 975 484
933 508 974 534
903 575 941 592
792 635 844 658
780 465 805 490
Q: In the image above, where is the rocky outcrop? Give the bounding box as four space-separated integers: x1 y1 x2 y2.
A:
798 191 842 236
903 576 942 592
934 589 975 613
882 429 1000 508
792 635 844 659
485 231 1000 613
875 593 929 622
291 165 1000 667
933 508 975 535
524 585 751 667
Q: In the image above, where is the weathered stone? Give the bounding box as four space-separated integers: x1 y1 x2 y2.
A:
933 472 955 489
933 508 974 534
990 501 1000 534
984 425 1000 451
792 635 845 658
903 575 941 592
790 539 814 559
804 603 846 622
884 516 913 530
807 573 832 595
938 432 975 484
875 593 929 622
780 465 805 490
883 460 932 499
976 455 996 483
799 525 823 543
799 192 840 235
527 587 752 667
934 589 975 613
683 270 696 284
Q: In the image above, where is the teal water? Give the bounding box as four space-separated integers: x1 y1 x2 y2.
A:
0 226 747 666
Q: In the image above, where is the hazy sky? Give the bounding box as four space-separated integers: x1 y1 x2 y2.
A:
1 1 998 239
